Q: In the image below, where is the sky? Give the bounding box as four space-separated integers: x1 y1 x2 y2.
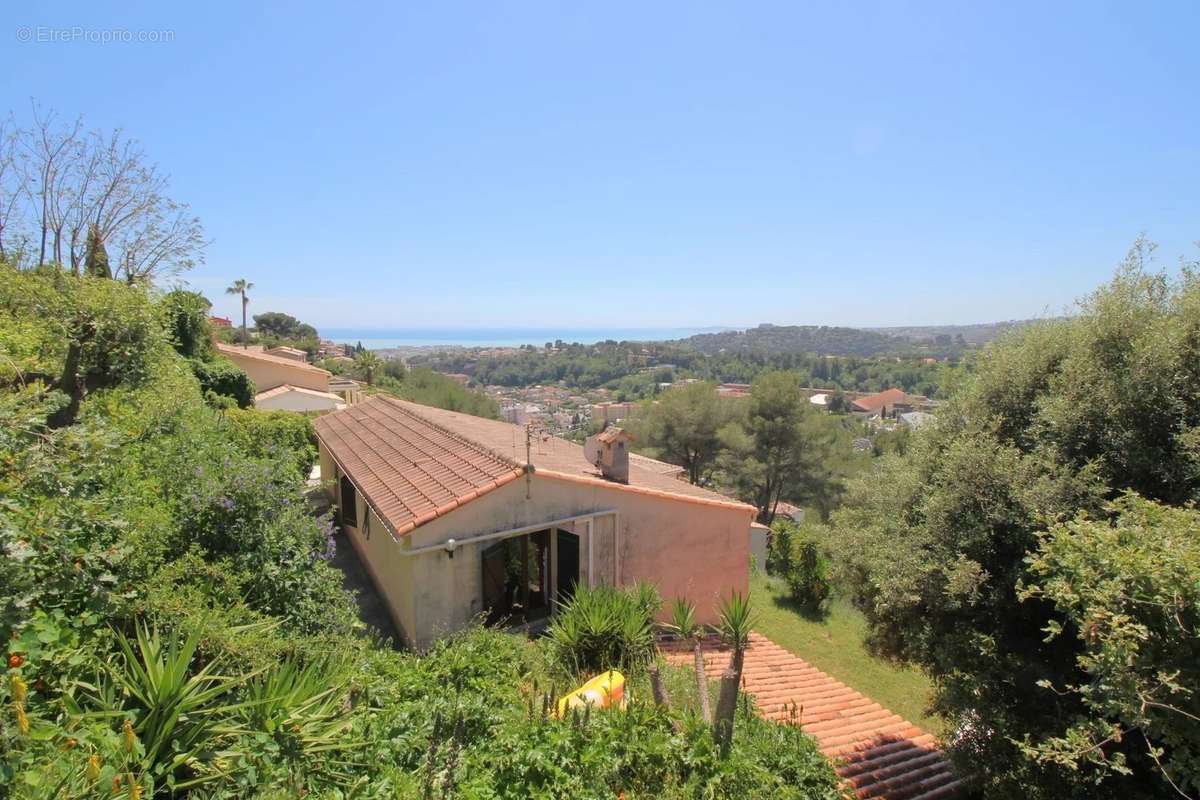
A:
4 1 1199 330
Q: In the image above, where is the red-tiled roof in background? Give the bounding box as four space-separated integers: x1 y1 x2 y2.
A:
851 387 909 413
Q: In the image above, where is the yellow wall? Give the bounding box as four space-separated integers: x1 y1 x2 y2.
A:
223 350 330 393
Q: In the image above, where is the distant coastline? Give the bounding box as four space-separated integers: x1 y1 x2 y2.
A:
320 326 730 349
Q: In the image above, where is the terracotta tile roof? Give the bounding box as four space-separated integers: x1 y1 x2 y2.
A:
386 399 752 509
216 342 331 375
314 396 525 537
662 632 963 800
314 396 755 538
596 427 633 444
852 388 910 413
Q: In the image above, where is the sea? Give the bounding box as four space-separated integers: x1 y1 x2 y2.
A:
319 327 728 349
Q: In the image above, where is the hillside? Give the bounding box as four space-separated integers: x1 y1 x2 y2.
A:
865 320 1042 346
678 324 925 357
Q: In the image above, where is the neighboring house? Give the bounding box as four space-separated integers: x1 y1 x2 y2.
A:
590 401 640 424
265 345 309 363
314 396 756 648
209 315 233 328
851 387 913 418
216 342 345 413
774 501 806 524
749 521 770 573
256 384 347 413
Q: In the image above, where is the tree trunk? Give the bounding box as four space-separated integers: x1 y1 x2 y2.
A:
693 641 712 724
713 668 739 756
241 293 248 348
649 664 670 708
47 340 83 429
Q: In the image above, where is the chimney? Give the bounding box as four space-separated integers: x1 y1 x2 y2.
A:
583 426 634 483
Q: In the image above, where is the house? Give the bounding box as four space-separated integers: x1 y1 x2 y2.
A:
216 342 345 413
851 387 913 418
209 315 233 328
717 383 751 398
256 384 346 413
314 396 756 648
264 345 309 363
590 401 641 424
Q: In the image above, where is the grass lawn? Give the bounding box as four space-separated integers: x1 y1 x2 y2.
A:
749 573 945 735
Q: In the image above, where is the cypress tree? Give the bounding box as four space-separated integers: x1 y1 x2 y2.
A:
84 225 111 279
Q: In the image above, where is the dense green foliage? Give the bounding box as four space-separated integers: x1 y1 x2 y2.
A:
719 372 855 522
638 381 728 484
1020 495 1200 791
684 323 954 357
766 520 832 610
414 338 955 398
161 289 256 409
828 248 1200 798
0 265 839 798
322 357 500 419
545 584 661 678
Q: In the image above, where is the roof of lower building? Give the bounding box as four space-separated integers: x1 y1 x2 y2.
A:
216 342 331 375
314 395 753 538
851 387 910 412
255 384 346 404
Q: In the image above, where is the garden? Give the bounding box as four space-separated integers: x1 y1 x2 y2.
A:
0 265 841 798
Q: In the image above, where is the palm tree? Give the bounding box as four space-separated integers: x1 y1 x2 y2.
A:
355 351 382 386
670 598 712 724
714 591 754 756
225 279 254 348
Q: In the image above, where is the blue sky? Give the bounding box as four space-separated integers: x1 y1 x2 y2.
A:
5 2 1198 329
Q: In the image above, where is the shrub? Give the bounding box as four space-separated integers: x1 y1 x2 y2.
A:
545 583 659 677
769 520 831 609
190 356 255 408
224 407 318 478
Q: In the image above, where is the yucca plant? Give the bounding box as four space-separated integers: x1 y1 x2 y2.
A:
545 584 656 677
714 591 754 756
669 598 711 724
66 622 266 794
237 656 359 792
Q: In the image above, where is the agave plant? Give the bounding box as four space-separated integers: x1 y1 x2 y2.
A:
237 656 359 792
669 598 711 724
65 622 266 794
545 584 656 677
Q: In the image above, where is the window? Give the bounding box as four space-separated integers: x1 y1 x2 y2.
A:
339 475 358 527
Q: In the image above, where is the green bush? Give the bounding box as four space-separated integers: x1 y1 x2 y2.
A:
828 248 1200 799
190 356 255 408
768 520 831 609
224 407 318 478
546 583 659 677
